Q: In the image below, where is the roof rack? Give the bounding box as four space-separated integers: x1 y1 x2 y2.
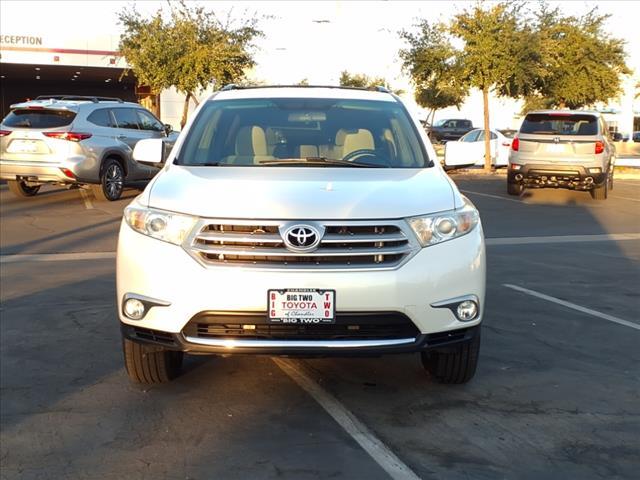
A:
220 84 391 93
35 95 125 103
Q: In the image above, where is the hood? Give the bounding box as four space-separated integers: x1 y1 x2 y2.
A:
147 165 456 219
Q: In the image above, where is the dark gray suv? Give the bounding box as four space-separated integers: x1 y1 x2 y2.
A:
0 95 177 201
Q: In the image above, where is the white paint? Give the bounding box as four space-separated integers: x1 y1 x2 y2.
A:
273 358 421 480
79 189 94 210
0 252 115 263
486 233 640 246
460 189 525 204
611 195 640 203
503 284 640 331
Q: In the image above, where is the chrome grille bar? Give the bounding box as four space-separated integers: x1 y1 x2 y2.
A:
185 219 418 270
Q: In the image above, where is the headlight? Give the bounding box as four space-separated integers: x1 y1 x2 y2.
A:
124 203 197 245
408 197 479 247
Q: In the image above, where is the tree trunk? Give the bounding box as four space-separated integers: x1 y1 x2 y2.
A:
482 86 492 172
180 92 192 130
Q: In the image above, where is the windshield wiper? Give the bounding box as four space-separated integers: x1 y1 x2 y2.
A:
259 157 388 168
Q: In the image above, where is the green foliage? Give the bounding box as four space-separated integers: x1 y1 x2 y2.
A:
118 2 263 97
399 21 469 113
525 6 631 109
339 71 403 94
449 2 536 96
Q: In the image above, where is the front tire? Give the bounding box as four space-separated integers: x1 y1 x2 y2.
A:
122 337 183 384
7 180 40 198
92 158 124 201
507 182 523 196
421 328 480 384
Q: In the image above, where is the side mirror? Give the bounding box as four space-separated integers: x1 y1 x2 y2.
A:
164 124 173 136
133 138 166 168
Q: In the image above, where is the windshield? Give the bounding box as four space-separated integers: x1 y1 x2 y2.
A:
520 113 599 136
177 98 429 168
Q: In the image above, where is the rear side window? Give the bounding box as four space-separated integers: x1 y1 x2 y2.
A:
2 109 76 128
461 120 472 128
87 109 114 127
112 108 140 130
520 114 598 136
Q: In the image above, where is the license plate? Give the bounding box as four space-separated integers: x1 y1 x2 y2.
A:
546 144 565 153
268 289 336 324
7 140 44 154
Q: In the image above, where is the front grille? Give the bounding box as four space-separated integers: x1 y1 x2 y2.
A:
182 312 420 341
187 220 416 269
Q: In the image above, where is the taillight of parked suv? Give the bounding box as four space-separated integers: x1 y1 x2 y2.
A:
42 132 93 142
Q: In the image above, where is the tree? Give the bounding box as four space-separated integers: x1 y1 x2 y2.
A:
524 7 630 109
339 71 403 95
450 2 538 170
118 1 263 128
399 21 469 126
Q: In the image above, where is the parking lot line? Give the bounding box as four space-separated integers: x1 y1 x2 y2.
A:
0 252 116 263
273 358 421 480
610 195 640 203
460 189 525 204
503 283 640 331
79 189 94 209
486 233 640 246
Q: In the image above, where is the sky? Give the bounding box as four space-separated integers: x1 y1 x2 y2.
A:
2 0 639 128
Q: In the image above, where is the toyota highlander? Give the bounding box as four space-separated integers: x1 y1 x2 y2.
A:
117 85 486 384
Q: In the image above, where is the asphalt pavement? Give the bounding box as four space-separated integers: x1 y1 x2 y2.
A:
1 177 639 479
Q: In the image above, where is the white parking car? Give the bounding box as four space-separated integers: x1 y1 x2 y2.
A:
117 85 486 385
444 128 514 169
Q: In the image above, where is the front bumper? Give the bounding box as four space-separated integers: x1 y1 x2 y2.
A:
117 219 486 353
121 321 481 356
508 163 605 190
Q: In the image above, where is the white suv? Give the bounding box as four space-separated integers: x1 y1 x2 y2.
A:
117 86 486 384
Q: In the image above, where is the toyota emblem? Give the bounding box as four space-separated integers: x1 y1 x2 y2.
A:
282 224 322 252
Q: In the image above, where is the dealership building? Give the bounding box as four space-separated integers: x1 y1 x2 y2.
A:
0 32 194 129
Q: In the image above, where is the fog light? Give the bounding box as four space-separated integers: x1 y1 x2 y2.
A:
456 300 478 321
124 298 145 320
510 164 521 171
588 167 602 174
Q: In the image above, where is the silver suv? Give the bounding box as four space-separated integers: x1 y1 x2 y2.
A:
508 110 616 200
0 95 177 201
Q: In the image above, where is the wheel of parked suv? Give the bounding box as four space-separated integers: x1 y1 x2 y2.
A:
122 338 184 384
507 182 523 196
421 328 480 384
92 158 124 201
7 180 40 198
590 177 608 200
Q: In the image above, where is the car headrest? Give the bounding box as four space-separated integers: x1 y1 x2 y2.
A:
236 126 268 156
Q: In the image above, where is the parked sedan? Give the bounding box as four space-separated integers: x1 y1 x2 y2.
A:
443 129 513 169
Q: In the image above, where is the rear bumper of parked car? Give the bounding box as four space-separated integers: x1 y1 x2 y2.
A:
0 155 100 183
508 163 606 189
117 219 486 356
